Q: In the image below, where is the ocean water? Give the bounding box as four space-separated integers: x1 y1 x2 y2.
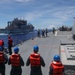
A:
0 31 37 47
0 29 52 48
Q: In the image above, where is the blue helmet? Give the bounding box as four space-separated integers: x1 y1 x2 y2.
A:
0 46 2 51
33 45 39 52
54 55 60 62
14 47 19 53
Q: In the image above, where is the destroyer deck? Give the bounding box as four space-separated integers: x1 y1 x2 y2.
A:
5 31 74 75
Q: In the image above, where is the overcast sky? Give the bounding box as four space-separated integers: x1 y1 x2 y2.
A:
0 0 75 29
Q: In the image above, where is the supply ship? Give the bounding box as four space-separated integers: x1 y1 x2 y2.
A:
0 18 34 34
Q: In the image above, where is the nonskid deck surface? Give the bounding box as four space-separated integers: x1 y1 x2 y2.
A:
5 31 74 75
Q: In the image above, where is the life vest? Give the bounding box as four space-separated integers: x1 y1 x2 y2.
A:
30 53 41 66
0 52 5 63
10 53 20 66
8 38 13 45
51 61 64 75
0 40 4 46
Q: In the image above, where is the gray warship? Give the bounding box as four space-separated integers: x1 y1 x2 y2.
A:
0 18 34 34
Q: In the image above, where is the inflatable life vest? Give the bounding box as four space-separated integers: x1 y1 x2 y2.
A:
51 61 64 75
10 53 20 66
30 53 41 66
8 38 13 45
0 40 4 46
0 52 5 63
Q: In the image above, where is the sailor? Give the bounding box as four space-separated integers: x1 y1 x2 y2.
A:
42 29 45 37
45 28 48 37
52 27 55 34
26 45 45 75
0 46 8 75
49 55 64 75
37 29 40 37
8 47 24 75
8 35 13 55
0 40 4 51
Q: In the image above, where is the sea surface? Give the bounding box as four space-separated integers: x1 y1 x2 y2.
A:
0 29 52 48
0 30 37 47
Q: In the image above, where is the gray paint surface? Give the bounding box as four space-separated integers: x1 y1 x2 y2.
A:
5 31 74 75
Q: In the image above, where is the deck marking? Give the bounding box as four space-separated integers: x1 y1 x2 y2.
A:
55 31 57 36
61 50 65 52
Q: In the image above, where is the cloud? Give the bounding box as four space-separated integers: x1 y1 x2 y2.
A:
0 0 33 3
15 0 33 2
48 25 55 29
0 0 75 29
21 5 75 29
24 11 43 21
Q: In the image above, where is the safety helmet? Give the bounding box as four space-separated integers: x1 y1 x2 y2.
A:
0 46 2 51
33 45 39 52
14 47 19 53
54 55 60 62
